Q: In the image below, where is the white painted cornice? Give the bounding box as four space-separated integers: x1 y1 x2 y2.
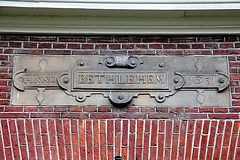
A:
1 0 240 35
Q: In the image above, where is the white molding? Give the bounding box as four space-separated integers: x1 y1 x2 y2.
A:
1 0 240 35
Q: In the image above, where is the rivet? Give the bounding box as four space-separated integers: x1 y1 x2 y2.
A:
159 63 165 67
158 95 164 99
107 59 112 64
78 95 83 99
130 60 136 65
78 61 84 66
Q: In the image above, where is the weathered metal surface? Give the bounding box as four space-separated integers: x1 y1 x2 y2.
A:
12 55 230 107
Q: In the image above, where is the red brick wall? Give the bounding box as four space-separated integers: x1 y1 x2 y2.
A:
0 35 240 159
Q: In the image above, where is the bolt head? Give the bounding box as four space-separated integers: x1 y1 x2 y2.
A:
118 95 124 100
158 95 164 99
159 63 165 67
130 60 136 65
174 78 179 83
219 78 225 84
107 59 113 64
78 95 83 99
63 77 69 84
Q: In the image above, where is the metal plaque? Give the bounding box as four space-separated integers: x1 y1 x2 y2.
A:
12 55 230 107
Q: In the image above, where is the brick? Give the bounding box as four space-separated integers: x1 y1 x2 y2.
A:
33 120 41 145
228 135 238 160
107 120 114 145
25 120 33 134
57 135 65 160
143 134 150 160
9 120 17 134
185 134 193 160
68 107 82 112
48 120 56 146
23 42 37 48
157 134 164 159
82 44 94 49
151 120 158 146
5 107 23 112
128 50 155 55
1 35 28 41
214 50 240 55
45 50 71 55
231 75 240 80
67 44 80 49
53 43 66 49
225 36 238 42
63 120 71 145
136 120 144 147
165 121 172 147
88 37 113 43
156 107 168 112
199 135 208 160
198 36 224 42
194 120 203 147
173 120 180 133
100 134 107 160
72 134 79 160
192 44 204 49
73 51 98 55
170 37 196 43
0 87 11 92
11 135 20 160
0 113 29 118
27 134 36 159
13 49 44 55
209 114 239 119
0 42 8 47
214 108 228 113
1 120 11 146
136 44 148 49
122 120 128 146
185 107 198 113
83 106 97 112
177 44 190 49
0 74 11 79
170 107 184 113
38 107 53 112
122 44 134 49
42 134 51 160
149 44 162 49
5 148 13 160
220 43 234 48
148 113 176 119
30 36 57 42
179 121 187 147
171 134 179 160
24 107 38 112
129 134 135 160
231 81 239 86
184 50 212 55
232 121 240 134
100 51 127 55
142 37 168 43
179 113 207 119
86 134 93 159
200 108 213 113
233 101 240 106
93 120 99 146
59 36 86 42
156 50 182 55
230 62 240 67
205 43 219 49
109 44 121 49
38 43 52 48
31 113 60 118
95 44 107 49
141 107 155 112
54 107 67 112
208 121 217 146
203 120 210 134
116 37 141 43
218 121 225 133
223 121 232 146
90 113 117 119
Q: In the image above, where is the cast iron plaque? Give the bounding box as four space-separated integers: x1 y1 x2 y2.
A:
12 55 230 107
